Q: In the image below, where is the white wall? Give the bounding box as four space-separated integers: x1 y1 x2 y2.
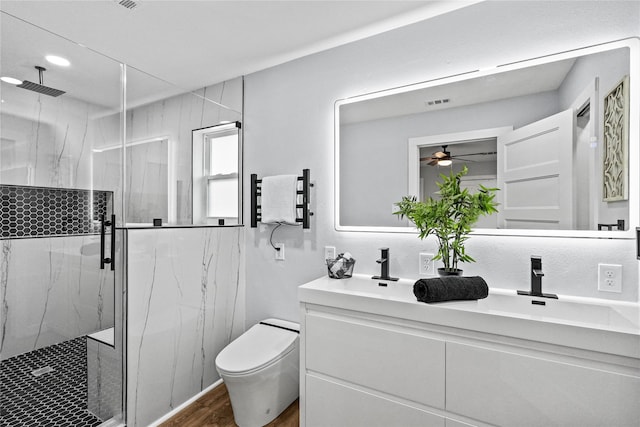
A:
558 48 631 226
243 1 640 326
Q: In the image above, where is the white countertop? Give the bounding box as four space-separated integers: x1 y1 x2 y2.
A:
299 274 640 360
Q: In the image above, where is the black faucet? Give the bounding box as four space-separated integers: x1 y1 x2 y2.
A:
372 248 398 281
517 256 557 299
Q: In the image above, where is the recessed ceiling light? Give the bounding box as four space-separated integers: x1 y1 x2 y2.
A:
1 76 23 85
45 55 71 67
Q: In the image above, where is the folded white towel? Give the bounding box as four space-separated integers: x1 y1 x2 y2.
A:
261 175 300 225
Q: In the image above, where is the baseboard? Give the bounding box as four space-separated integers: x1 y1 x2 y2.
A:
148 379 224 426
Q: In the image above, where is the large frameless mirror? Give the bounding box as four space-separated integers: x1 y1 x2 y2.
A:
336 38 639 238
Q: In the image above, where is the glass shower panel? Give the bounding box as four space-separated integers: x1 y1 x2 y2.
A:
0 12 124 426
125 66 243 225
93 137 169 224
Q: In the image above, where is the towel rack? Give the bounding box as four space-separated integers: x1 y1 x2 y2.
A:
251 169 312 228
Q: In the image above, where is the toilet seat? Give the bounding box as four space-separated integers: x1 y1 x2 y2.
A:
216 319 299 376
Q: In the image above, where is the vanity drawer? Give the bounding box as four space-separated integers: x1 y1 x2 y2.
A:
446 342 640 427
305 374 445 427
305 313 445 408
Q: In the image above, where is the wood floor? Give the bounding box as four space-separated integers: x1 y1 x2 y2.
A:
159 383 299 427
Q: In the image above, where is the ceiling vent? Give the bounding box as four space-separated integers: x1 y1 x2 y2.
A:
425 98 450 107
117 0 138 10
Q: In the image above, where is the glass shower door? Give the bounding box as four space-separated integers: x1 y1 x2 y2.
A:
0 12 125 426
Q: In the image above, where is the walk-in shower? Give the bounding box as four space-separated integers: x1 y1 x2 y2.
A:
1 7 244 426
1 12 125 426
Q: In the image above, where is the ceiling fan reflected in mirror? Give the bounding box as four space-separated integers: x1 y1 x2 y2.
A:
421 145 497 167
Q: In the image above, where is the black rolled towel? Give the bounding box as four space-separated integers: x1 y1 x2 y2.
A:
413 276 489 303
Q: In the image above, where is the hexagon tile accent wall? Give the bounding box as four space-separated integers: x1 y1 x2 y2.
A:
0 185 112 238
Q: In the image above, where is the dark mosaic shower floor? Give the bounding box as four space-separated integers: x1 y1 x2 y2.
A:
0 337 102 427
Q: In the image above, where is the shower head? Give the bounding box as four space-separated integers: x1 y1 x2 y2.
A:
17 66 66 97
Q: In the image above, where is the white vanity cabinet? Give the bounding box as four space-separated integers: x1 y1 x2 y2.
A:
299 277 640 427
303 311 447 426
446 342 640 426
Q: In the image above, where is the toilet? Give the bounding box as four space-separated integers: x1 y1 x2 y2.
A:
215 318 300 427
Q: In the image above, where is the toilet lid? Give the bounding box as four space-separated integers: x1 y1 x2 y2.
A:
215 323 298 374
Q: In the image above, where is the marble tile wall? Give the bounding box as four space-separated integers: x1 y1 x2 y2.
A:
125 226 244 427
92 137 169 225
0 60 121 362
0 235 115 360
2 72 242 228
125 76 243 225
87 229 125 425
87 337 122 422
0 82 121 192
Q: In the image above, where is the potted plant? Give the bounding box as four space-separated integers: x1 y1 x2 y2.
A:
394 166 498 276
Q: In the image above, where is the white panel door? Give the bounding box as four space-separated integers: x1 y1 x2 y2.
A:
497 109 574 229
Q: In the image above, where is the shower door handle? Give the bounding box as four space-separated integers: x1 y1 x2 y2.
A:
100 214 116 271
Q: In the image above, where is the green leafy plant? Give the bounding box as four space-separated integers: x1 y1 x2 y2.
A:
394 166 499 273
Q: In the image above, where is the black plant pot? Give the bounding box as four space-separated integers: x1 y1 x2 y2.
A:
437 268 463 276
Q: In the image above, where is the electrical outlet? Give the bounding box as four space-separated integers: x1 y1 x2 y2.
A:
419 253 435 276
324 246 336 261
598 263 622 293
275 244 285 260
